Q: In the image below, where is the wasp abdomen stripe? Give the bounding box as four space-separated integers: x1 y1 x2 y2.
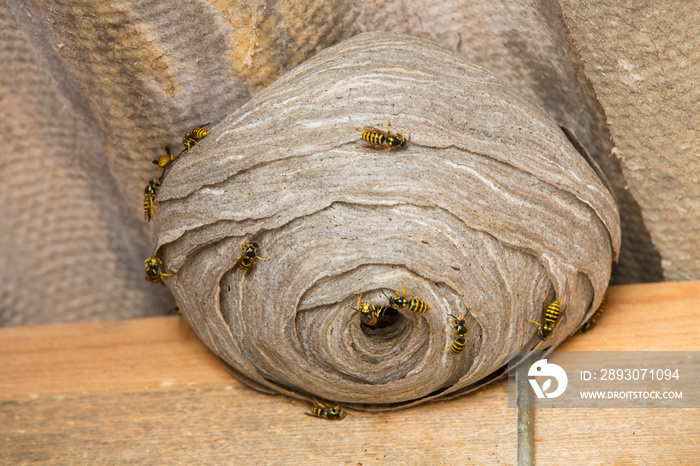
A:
409 299 429 313
544 302 561 322
451 337 467 354
363 131 384 145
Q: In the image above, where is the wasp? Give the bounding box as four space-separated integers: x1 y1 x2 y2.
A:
306 398 347 420
143 194 156 222
527 291 564 340
356 293 379 326
144 178 161 198
152 146 174 171
182 124 210 153
577 295 607 334
442 313 469 354
143 178 161 222
356 122 407 151
387 282 430 313
356 294 398 327
232 239 270 272
144 256 173 286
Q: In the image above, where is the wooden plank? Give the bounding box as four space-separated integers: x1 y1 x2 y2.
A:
0 317 229 397
557 279 700 351
1 281 698 464
541 280 700 464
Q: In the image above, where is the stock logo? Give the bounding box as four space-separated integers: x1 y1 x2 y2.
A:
528 359 568 398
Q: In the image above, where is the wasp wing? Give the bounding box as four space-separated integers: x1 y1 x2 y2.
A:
362 126 391 137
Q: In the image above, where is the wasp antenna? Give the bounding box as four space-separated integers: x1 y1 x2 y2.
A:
381 289 390 300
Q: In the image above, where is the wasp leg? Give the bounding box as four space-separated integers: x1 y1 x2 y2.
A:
313 397 327 409
357 144 385 149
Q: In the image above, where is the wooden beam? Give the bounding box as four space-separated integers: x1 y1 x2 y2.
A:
1 281 698 464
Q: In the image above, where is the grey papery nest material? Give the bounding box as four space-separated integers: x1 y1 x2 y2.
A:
153 32 620 411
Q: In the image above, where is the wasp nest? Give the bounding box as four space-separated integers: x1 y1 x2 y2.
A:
154 32 620 410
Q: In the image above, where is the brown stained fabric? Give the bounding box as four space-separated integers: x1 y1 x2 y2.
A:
557 0 697 281
155 33 620 408
0 1 172 324
1 0 665 327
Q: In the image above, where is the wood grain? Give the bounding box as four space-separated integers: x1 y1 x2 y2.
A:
1 281 698 464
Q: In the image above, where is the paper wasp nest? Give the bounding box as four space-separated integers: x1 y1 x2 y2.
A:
154 32 620 410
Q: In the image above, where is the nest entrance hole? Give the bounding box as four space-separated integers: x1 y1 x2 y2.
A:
360 306 404 336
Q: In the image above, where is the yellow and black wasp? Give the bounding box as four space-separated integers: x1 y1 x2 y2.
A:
152 146 174 172
143 178 161 222
577 295 607 334
143 195 156 222
144 256 173 286
442 312 469 355
306 398 347 420
181 124 210 154
356 122 407 151
232 239 270 272
144 178 160 198
388 282 430 313
527 291 564 340
356 293 379 326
